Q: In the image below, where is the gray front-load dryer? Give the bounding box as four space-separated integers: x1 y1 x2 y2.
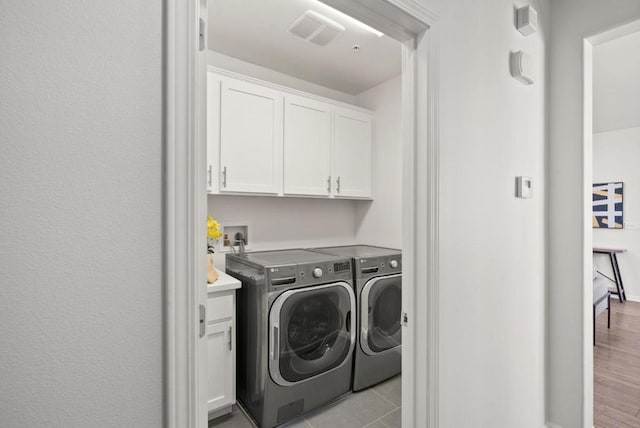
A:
226 249 355 427
312 245 402 391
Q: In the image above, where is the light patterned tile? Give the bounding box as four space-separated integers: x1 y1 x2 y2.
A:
304 389 395 428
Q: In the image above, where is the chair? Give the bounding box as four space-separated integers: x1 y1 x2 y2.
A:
593 266 611 345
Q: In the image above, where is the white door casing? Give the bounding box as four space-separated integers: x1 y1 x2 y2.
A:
165 1 439 427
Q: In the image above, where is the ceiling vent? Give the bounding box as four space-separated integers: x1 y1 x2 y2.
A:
288 10 345 46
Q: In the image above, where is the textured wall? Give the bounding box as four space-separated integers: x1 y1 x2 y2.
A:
0 1 163 426
422 0 548 426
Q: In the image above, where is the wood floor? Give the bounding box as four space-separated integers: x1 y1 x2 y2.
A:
594 299 640 428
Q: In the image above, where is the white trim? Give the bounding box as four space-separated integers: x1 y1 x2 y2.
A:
581 38 595 428
165 0 207 427
579 20 640 428
208 66 375 115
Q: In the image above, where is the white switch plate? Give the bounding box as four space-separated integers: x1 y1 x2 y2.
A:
516 176 533 199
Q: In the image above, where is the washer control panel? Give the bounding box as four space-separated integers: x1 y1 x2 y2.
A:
297 258 352 286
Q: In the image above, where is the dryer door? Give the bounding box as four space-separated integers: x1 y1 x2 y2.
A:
361 274 402 355
269 282 356 386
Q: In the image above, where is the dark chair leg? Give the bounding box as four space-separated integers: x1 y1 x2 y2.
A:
610 253 624 303
607 293 611 329
612 254 627 301
593 304 596 346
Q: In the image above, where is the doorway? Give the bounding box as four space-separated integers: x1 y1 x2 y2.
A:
163 1 440 427
585 21 640 427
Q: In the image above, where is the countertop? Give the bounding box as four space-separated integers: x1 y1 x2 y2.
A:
207 270 242 293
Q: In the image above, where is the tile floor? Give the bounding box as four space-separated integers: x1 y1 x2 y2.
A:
209 375 401 428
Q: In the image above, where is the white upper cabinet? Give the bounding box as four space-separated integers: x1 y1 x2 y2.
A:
219 78 283 194
283 95 332 197
207 69 373 199
332 107 373 199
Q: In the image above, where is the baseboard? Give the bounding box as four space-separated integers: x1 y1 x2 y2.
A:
624 294 640 303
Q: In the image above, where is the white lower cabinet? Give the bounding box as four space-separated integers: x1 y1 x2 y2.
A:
207 319 233 415
207 279 239 420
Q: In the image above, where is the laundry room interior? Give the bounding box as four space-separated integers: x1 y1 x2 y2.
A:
205 0 405 427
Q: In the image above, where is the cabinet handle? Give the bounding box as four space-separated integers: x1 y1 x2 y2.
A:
207 165 212 187
336 176 341 194
222 166 227 188
327 176 331 194
228 326 232 351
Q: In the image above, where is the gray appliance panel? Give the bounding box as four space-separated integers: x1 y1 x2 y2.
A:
311 245 400 259
240 249 341 267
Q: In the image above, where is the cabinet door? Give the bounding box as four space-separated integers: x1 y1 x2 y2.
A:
332 107 373 198
207 72 221 194
207 319 234 413
220 78 283 194
283 95 332 196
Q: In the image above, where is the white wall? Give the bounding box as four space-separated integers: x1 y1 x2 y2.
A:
0 1 163 427
593 127 640 300
207 50 357 104
593 32 640 133
354 75 403 249
209 196 358 268
548 2 640 427
419 0 548 426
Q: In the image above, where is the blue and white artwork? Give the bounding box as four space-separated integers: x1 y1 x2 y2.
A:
593 182 624 229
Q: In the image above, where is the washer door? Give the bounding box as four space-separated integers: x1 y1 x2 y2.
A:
269 282 356 386
361 274 402 356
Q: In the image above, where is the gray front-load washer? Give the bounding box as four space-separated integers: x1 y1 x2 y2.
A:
312 245 402 391
226 249 355 427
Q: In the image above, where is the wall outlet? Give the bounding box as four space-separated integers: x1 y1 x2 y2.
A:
216 222 251 253
516 176 533 199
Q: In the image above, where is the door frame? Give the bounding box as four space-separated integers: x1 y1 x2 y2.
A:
164 0 442 427
581 19 640 427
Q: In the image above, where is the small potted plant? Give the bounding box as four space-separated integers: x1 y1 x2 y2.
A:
207 215 221 284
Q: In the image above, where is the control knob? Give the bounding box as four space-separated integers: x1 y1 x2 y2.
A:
312 267 323 278
390 260 399 269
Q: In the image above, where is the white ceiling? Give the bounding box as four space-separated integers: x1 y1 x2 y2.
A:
594 31 640 133
207 0 401 95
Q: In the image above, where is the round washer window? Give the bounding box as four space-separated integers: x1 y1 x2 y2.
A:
287 295 340 361
373 285 401 337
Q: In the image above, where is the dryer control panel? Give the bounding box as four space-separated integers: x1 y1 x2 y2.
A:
355 255 402 279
